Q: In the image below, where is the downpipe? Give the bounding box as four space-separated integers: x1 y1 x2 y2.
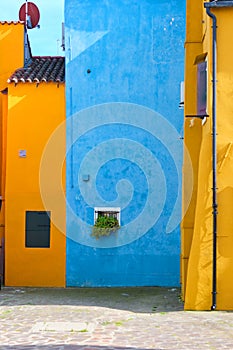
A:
205 6 217 311
204 0 233 312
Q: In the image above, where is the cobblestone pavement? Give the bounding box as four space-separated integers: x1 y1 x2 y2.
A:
1 286 233 350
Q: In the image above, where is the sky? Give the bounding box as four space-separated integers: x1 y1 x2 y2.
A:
0 0 64 56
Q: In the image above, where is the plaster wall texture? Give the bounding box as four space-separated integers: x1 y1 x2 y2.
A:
65 0 185 287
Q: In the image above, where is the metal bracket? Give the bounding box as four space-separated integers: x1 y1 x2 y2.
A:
185 114 209 120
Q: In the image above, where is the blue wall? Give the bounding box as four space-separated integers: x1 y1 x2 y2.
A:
65 0 185 287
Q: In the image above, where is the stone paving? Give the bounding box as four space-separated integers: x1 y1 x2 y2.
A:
0 286 233 349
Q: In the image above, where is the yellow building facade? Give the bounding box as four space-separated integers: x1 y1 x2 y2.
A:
4 2 233 305
0 22 66 287
182 0 233 310
0 21 25 284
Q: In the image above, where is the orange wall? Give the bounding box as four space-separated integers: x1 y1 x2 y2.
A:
5 82 66 287
0 92 7 242
184 2 233 310
181 0 203 300
0 22 24 91
0 22 24 244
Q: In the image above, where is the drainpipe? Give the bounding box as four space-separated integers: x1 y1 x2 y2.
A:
206 6 217 311
204 0 233 311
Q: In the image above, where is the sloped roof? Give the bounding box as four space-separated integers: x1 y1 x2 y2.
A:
8 56 65 84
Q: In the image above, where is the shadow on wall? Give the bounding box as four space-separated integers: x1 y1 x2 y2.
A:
218 186 233 258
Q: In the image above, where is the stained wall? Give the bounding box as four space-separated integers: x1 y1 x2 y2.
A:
65 0 186 287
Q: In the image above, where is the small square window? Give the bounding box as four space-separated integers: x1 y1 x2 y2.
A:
94 207 120 225
25 211 51 248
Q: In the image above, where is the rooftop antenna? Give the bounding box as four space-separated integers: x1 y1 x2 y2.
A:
19 1 40 66
61 22 65 51
26 0 32 29
19 1 40 30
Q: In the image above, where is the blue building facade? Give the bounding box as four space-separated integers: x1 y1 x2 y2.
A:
65 0 185 287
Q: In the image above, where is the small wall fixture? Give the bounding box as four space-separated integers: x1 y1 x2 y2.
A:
185 114 209 120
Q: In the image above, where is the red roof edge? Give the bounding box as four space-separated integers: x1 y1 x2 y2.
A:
0 21 25 25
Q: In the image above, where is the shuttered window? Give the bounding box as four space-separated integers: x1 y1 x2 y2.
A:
25 211 51 248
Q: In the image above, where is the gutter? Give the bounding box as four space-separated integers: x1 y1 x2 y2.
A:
205 1 233 9
204 0 233 311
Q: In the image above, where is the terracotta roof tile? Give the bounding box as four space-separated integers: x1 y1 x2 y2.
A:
0 21 24 25
8 56 65 84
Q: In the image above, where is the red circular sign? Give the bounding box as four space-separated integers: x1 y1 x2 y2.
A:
19 2 40 29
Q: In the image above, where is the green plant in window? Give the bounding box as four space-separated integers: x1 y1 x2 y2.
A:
91 215 120 239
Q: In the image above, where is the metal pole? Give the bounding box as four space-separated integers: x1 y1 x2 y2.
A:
25 0 28 29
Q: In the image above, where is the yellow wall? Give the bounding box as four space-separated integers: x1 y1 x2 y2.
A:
0 92 7 242
183 2 233 310
0 23 24 91
181 0 203 301
5 82 66 287
0 22 24 262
